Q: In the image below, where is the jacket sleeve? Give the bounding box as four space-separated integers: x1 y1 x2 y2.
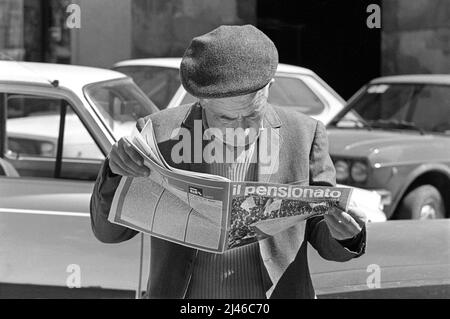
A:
89 158 138 243
305 121 366 261
89 116 152 243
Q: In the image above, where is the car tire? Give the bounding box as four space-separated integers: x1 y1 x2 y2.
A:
397 185 446 220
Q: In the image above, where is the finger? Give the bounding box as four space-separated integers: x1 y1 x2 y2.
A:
334 210 361 232
328 208 362 231
328 211 362 235
117 139 142 167
121 139 145 166
115 145 149 176
110 151 143 177
325 216 349 240
327 206 345 218
109 154 134 176
120 156 149 177
123 145 150 176
346 207 368 227
325 213 348 233
324 214 350 239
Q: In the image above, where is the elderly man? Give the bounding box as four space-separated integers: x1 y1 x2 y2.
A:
90 25 367 299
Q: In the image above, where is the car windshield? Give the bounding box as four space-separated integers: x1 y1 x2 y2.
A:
330 83 450 134
268 76 325 115
84 78 159 139
114 65 181 110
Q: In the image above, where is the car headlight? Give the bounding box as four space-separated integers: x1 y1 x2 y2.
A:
335 160 349 182
351 161 368 183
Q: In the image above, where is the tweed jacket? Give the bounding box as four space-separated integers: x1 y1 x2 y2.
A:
90 102 366 299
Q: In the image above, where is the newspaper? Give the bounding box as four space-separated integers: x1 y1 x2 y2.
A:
108 119 353 253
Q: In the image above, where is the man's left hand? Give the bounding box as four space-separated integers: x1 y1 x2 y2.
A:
324 206 367 241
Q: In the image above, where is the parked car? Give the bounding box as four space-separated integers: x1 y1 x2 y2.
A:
327 75 450 220
113 58 345 125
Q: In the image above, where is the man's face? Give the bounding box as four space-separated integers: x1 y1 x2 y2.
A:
202 86 269 147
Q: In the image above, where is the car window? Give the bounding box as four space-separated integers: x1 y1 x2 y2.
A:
332 83 450 134
114 66 181 110
269 76 325 115
2 93 104 181
84 78 159 139
409 85 450 133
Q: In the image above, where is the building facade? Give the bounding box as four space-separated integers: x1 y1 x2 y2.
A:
0 0 449 98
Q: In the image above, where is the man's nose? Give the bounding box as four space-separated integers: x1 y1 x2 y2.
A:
234 116 251 130
235 117 245 129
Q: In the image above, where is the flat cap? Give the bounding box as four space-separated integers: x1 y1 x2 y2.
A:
180 24 279 98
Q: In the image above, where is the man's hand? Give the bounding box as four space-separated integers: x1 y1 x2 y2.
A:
324 206 367 241
109 138 150 177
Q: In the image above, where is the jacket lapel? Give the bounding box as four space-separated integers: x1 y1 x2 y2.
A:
257 127 282 183
255 105 307 298
181 102 209 174
257 104 283 183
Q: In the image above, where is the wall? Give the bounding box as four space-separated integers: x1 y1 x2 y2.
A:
0 0 24 60
131 0 256 58
71 0 132 68
69 0 450 75
382 0 450 75
70 0 256 67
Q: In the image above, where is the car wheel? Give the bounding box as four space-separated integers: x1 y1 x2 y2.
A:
397 185 446 220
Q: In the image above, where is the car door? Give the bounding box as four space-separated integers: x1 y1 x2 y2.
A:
0 90 143 298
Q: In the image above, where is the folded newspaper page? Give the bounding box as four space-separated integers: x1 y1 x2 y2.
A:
108 119 353 253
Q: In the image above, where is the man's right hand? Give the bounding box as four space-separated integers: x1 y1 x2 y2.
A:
108 138 151 177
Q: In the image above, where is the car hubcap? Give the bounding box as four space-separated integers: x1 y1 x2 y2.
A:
420 204 436 219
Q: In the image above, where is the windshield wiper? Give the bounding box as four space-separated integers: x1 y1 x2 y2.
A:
367 119 425 134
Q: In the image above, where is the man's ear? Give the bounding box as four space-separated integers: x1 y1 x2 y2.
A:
262 79 274 98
